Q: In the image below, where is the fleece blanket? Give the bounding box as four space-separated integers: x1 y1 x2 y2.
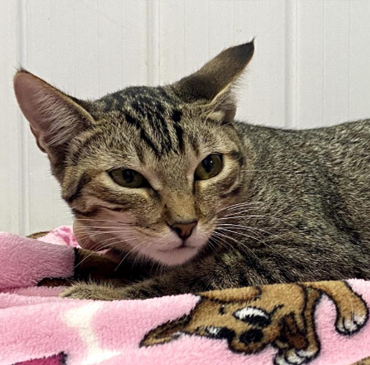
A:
0 227 370 365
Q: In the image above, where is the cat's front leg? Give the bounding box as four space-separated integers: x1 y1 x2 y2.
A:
61 282 132 300
61 251 265 300
61 278 181 300
61 256 220 300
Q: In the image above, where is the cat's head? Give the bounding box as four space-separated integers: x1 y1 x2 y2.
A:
14 42 254 266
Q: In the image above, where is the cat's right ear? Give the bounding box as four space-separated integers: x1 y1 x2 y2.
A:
173 41 255 122
14 70 94 173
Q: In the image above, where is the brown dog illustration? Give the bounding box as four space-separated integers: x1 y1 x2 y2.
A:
141 281 368 365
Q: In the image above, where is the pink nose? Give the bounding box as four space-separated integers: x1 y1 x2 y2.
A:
170 221 198 239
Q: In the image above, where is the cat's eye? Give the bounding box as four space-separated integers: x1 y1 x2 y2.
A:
195 154 223 180
109 168 148 188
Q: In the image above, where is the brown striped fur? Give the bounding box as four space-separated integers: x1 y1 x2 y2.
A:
14 41 370 300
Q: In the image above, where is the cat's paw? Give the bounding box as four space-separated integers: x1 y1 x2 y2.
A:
61 283 127 301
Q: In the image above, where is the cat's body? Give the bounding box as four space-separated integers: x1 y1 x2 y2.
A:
13 41 370 300
230 120 370 282
84 119 370 300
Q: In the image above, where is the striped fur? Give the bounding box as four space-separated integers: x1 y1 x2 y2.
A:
14 41 370 300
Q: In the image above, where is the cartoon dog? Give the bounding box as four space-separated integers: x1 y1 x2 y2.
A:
141 281 368 365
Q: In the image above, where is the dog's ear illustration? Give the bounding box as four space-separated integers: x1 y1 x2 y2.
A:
140 315 190 347
201 286 261 302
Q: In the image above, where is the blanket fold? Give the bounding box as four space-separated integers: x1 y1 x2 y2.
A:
0 226 369 365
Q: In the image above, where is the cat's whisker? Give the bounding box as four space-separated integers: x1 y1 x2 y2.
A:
73 230 136 244
217 207 264 218
211 231 262 266
73 239 122 270
74 223 134 228
219 238 261 266
216 221 266 231
116 235 155 267
216 223 265 239
209 233 229 249
217 203 260 215
213 230 250 249
215 219 315 264
222 204 263 213
216 221 295 247
217 213 267 220
242 169 279 173
220 210 299 231
75 218 134 225
217 201 264 214
217 213 245 221
259 240 293 263
131 239 152 268
73 233 141 269
114 239 148 272
206 237 218 256
209 235 239 264
75 231 106 253
78 233 122 251
149 257 163 277
73 226 134 232
215 227 261 243
72 223 138 233
75 234 145 270
73 226 133 233
74 224 132 228
73 227 136 237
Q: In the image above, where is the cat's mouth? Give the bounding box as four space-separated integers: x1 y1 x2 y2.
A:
145 245 199 266
140 232 210 266
74 219 212 266
157 241 197 252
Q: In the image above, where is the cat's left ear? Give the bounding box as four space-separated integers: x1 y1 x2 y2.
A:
14 70 94 178
173 40 255 122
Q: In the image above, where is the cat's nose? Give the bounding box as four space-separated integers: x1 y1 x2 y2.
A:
170 221 198 240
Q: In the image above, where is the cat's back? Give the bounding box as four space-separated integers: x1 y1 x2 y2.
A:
235 118 370 240
236 118 370 172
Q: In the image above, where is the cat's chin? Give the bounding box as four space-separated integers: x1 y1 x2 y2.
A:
145 246 200 266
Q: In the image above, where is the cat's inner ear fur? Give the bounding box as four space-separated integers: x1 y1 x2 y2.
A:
173 41 255 122
14 70 94 177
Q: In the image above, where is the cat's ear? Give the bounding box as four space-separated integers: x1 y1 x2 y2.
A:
14 70 94 172
173 41 254 122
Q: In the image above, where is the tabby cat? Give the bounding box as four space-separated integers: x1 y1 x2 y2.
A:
14 41 370 300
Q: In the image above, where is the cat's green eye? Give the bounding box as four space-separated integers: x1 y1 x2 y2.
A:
109 169 148 188
195 154 223 180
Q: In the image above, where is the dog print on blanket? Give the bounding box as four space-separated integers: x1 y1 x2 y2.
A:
141 281 369 365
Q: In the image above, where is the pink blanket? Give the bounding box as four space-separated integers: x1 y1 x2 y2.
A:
0 227 369 365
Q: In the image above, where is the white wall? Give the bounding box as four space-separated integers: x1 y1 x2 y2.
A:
1 0 370 235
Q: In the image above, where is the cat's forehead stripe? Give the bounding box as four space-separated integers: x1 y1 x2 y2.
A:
92 86 186 158
102 86 178 112
66 83 206 175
